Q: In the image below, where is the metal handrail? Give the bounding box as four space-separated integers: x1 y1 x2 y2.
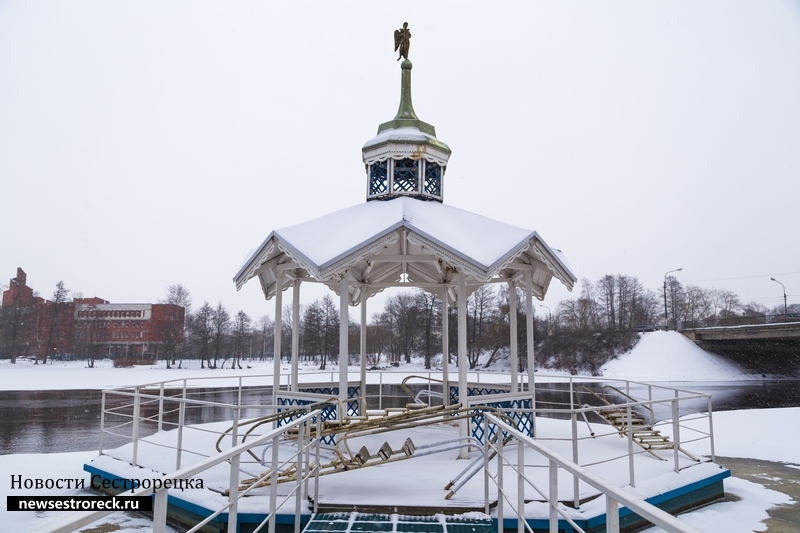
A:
33 410 323 533
484 413 703 533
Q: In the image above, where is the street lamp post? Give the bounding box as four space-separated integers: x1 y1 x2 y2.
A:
663 268 683 331
539 305 552 335
770 278 788 316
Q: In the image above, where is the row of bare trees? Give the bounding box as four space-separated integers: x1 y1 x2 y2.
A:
4 276 795 372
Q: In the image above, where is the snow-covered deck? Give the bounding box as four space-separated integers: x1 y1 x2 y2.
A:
85 395 728 531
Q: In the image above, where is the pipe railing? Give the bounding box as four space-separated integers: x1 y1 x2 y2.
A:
99 373 714 477
34 410 323 533
484 413 703 533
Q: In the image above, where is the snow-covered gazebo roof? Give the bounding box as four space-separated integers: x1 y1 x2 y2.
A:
233 197 575 305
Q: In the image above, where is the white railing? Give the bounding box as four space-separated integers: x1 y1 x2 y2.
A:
35 410 323 533
46 370 715 532
484 412 703 533
98 373 714 486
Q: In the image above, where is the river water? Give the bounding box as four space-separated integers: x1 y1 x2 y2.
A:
1 380 799 455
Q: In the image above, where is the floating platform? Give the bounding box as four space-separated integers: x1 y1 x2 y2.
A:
84 411 729 533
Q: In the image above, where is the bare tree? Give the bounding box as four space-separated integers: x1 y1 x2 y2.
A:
231 310 251 370
256 315 274 361
384 292 421 364
416 290 440 369
41 281 70 365
160 284 191 368
210 302 230 369
191 302 214 369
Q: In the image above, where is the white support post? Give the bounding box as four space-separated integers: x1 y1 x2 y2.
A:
508 279 518 393
292 278 301 392
549 460 558 533
441 285 449 406
227 406 240 533
269 434 280 533
153 488 169 533
339 273 349 408
525 271 535 402
99 392 106 455
273 275 283 410
607 497 620 533
360 288 367 415
627 405 636 488
672 391 681 473
157 382 164 432
517 435 525 533
131 387 140 467
458 272 468 457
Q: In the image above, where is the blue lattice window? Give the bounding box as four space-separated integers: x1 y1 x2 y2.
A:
393 158 418 193
370 161 388 195
424 162 442 196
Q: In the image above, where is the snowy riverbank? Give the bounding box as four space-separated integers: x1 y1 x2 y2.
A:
0 332 761 391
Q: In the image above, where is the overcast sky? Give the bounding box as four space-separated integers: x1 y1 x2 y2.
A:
1 1 799 321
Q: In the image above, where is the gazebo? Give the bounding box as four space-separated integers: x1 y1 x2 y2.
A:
233 54 576 444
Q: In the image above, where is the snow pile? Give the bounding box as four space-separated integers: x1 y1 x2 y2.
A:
600 331 751 381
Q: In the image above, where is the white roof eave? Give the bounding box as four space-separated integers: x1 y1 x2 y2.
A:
234 198 576 298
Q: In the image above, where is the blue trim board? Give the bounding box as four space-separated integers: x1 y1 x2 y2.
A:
83 463 307 530
495 468 729 533
85 461 729 533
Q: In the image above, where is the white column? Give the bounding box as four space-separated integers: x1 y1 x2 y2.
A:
273 274 283 409
360 288 367 415
457 272 468 456
441 285 449 407
526 271 535 400
509 279 518 393
339 273 349 407
291 278 301 392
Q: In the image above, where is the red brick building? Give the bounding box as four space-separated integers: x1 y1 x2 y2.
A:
1 268 184 361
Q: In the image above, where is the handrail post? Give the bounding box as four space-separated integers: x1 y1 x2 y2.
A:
571 411 579 508
517 431 525 533
606 496 620 533
228 406 240 533
176 386 186 470
497 432 504 530
314 415 321 513
157 382 165 432
295 418 305 533
707 396 716 462
627 405 635 488
131 387 141 467
99 391 106 455
483 416 490 515
672 392 681 473
303 419 311 500
269 431 280 533
153 487 169 533
549 459 558 533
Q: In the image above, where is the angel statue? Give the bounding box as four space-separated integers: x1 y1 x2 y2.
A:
394 22 411 61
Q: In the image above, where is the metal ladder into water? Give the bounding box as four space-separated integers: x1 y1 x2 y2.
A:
575 386 699 462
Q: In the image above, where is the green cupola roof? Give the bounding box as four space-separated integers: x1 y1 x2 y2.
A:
377 60 437 137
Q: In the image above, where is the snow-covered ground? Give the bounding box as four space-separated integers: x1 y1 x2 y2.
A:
601 331 754 381
0 331 759 392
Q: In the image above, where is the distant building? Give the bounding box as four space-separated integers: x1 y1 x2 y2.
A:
1 268 184 360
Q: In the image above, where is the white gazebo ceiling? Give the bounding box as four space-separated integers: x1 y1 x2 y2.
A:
234 197 575 306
